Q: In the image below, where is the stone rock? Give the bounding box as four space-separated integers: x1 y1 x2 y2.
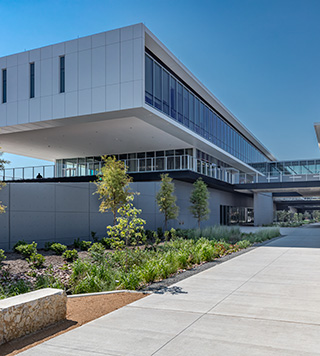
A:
0 288 67 345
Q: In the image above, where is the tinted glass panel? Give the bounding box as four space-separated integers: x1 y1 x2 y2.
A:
2 69 6 103
163 70 169 114
60 56 65 93
145 54 153 104
177 83 183 123
170 76 176 119
30 63 35 98
154 63 162 110
144 53 269 164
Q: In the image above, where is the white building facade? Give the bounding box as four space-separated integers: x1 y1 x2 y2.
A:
0 24 276 249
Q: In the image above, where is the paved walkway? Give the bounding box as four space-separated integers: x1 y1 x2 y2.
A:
22 226 320 355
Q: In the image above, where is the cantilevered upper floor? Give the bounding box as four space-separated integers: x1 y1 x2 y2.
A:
0 24 275 173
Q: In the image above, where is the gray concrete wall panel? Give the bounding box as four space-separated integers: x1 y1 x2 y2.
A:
254 192 274 226
0 180 253 250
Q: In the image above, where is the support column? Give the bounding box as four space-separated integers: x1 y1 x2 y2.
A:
254 192 274 226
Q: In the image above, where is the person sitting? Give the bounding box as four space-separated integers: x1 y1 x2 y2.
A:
36 173 43 179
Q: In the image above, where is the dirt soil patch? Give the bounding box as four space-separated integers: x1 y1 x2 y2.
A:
0 292 146 356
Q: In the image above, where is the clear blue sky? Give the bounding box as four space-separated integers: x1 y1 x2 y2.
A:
1 0 319 167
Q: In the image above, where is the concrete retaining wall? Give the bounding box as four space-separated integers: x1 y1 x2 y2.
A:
0 288 66 345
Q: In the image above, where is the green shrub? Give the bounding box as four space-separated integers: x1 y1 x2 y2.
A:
88 243 105 262
0 249 6 267
79 240 92 251
44 241 54 251
246 228 280 243
73 238 81 249
157 227 163 238
13 240 27 253
70 259 116 294
118 269 141 290
15 242 37 258
50 243 67 255
101 237 113 249
91 231 99 243
63 249 79 262
0 278 32 299
35 272 64 290
26 253 45 269
236 240 251 249
140 259 159 284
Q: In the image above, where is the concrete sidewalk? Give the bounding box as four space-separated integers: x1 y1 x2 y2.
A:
21 227 320 355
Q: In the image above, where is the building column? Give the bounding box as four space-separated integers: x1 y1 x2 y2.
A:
254 192 274 226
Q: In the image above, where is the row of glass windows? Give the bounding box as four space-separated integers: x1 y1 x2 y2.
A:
56 149 196 177
252 160 320 176
145 53 269 164
1 56 65 104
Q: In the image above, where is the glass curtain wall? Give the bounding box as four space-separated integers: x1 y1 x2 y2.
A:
145 53 269 165
251 160 320 176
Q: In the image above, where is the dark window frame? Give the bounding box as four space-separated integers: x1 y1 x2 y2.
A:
59 56 65 93
30 62 35 98
2 69 7 103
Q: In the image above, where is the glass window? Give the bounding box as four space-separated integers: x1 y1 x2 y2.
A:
208 110 213 141
170 76 176 119
30 63 35 98
163 70 169 114
183 88 189 126
204 106 209 138
189 92 194 129
2 69 7 103
177 82 183 123
144 53 270 164
60 56 65 93
199 102 204 135
137 152 145 159
154 63 162 110
194 98 200 133
145 55 153 105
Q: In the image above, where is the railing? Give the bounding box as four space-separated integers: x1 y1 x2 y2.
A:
237 172 320 184
3 159 320 186
0 165 55 181
0 155 237 185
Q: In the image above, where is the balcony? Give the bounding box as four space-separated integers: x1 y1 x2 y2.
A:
0 155 237 185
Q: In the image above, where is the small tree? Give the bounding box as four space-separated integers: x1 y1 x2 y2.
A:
107 194 146 271
94 156 133 225
189 178 210 228
0 149 9 214
156 173 179 231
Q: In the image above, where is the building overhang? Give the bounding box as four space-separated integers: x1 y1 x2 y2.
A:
235 181 320 197
0 106 262 175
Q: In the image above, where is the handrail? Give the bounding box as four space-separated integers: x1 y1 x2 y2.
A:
4 158 320 185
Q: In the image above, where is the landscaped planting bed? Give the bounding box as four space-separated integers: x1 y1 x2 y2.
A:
0 226 280 299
